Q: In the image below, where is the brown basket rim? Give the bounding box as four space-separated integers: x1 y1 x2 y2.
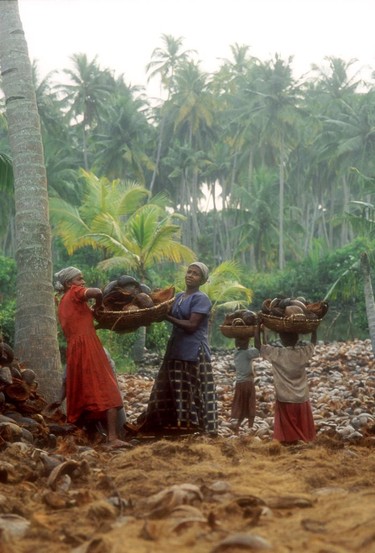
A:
220 324 256 338
94 297 174 333
259 312 321 333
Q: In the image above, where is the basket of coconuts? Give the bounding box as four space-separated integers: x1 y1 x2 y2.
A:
220 309 259 338
259 296 329 334
93 275 175 333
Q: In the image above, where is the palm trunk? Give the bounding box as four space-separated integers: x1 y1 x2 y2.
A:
278 150 285 270
149 116 165 194
0 1 62 400
132 326 146 364
360 252 375 353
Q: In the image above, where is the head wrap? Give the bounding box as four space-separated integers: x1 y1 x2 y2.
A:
54 266 81 292
189 262 209 284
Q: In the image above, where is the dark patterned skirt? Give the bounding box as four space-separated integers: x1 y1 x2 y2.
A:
139 348 218 434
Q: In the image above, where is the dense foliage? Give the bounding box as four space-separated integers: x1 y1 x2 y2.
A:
1 237 374 363
1 38 375 358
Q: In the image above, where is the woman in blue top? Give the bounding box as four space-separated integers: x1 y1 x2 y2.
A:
139 262 218 435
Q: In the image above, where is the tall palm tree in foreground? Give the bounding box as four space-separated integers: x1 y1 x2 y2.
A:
0 0 61 398
0 151 15 255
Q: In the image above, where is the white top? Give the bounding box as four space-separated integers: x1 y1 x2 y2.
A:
260 343 315 403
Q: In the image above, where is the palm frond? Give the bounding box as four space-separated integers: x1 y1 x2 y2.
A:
49 198 91 254
97 255 139 272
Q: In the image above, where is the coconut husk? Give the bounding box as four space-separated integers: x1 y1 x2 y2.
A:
0 343 14 366
4 379 30 402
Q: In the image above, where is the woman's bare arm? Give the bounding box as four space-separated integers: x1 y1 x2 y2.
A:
166 312 205 333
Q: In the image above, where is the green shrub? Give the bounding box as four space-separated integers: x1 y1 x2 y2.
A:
240 237 375 342
146 321 170 355
0 299 15 345
96 329 137 373
0 256 16 344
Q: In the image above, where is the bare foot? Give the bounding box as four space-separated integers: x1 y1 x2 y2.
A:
104 439 133 450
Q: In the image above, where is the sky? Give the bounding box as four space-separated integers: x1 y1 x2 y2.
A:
17 0 375 99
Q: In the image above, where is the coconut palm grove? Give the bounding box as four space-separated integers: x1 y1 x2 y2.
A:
0 2 375 390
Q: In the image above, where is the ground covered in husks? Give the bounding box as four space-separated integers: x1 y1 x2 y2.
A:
0 340 374 553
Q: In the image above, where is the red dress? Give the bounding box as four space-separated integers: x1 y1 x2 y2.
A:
58 285 123 424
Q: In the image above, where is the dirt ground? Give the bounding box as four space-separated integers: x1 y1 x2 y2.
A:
1 339 375 553
0 432 374 553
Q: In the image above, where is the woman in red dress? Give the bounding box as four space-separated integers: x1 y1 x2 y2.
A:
54 266 130 449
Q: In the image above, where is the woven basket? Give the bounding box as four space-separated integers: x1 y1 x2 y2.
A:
220 324 257 338
259 312 321 334
94 297 174 333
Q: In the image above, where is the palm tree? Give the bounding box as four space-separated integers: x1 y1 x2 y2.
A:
31 62 84 204
360 252 375 352
248 55 303 269
306 57 364 249
146 34 197 194
51 172 196 363
50 170 195 281
92 79 155 184
0 0 61 398
0 150 15 255
95 201 196 280
49 170 149 252
59 53 113 169
203 260 253 315
146 34 197 96
229 167 280 270
163 61 215 249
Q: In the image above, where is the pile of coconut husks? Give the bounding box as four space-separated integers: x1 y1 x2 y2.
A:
0 339 374 553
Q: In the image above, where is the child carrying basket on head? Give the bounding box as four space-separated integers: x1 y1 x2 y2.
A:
255 327 317 444
230 334 260 432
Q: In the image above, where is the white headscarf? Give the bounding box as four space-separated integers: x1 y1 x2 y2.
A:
54 266 81 292
189 262 209 284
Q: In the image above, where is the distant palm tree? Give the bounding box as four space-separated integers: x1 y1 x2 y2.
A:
163 61 215 249
146 34 197 194
92 80 154 183
360 252 375 353
31 62 83 204
146 34 196 95
250 55 303 269
59 54 113 169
